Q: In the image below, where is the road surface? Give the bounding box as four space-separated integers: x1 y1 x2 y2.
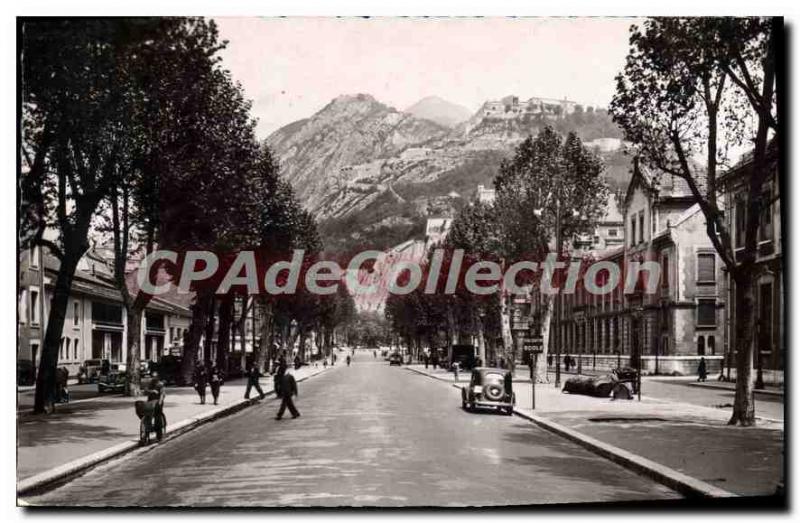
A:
25 360 680 507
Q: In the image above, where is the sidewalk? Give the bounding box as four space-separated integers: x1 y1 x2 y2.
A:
406 364 784 498
687 380 784 397
17 364 331 488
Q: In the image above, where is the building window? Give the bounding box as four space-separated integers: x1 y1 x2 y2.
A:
697 300 717 327
608 228 618 237
697 336 705 356
759 188 773 242
92 301 123 325
735 198 746 249
661 254 669 289
758 281 773 357
30 246 39 268
19 289 28 324
65 338 71 361
697 253 716 283
60 337 65 360
630 216 637 247
30 289 40 325
708 336 716 356
73 301 80 326
638 212 645 243
74 339 79 361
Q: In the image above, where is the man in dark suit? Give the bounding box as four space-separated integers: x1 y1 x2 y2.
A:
244 363 265 400
275 369 300 420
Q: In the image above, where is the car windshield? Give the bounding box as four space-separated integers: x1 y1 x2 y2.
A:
484 372 505 383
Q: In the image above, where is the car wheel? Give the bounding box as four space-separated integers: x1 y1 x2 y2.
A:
505 406 513 416
597 383 612 397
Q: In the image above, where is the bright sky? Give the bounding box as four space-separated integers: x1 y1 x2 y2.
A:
214 17 640 139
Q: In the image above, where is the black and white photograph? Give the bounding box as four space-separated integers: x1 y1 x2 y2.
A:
9 2 790 512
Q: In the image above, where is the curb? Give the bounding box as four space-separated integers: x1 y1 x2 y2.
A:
17 367 330 498
511 408 736 499
686 381 784 397
405 366 737 499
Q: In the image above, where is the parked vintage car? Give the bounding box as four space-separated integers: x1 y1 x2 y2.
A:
78 359 108 384
388 353 403 366
98 367 127 393
461 367 515 415
562 367 638 398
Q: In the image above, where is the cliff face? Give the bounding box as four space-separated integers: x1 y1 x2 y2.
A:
265 94 448 213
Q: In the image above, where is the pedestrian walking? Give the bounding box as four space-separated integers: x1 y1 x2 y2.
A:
209 365 223 405
424 353 429 369
192 363 208 404
244 364 265 400
294 354 302 370
275 368 300 420
274 360 287 398
697 357 708 382
346 355 351 366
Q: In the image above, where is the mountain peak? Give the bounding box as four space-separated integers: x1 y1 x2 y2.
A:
405 96 472 128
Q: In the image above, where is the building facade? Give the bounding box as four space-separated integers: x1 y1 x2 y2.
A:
534 162 726 375
18 244 192 382
718 146 783 385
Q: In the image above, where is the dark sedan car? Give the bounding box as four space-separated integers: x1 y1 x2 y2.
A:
388 353 403 366
461 367 515 415
562 367 638 397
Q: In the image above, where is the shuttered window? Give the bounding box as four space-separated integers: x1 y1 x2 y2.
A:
697 300 716 326
697 253 716 282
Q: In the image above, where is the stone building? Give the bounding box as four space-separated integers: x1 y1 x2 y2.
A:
718 144 783 385
17 244 192 382
535 161 726 375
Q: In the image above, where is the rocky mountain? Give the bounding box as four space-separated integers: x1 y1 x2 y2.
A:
405 96 472 128
265 94 448 213
266 93 630 253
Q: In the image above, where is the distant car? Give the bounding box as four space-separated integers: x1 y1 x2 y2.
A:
461 367 515 415
78 359 107 384
388 353 403 366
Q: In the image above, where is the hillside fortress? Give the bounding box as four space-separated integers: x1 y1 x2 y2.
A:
479 95 579 120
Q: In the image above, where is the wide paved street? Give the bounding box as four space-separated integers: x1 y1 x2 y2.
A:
26 358 679 507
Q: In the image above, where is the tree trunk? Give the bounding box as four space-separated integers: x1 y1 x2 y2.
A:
474 309 486 365
535 295 553 383
729 271 756 426
203 295 217 368
33 252 81 414
124 307 143 396
499 292 514 370
253 299 273 372
179 292 210 385
446 303 457 361
216 294 233 373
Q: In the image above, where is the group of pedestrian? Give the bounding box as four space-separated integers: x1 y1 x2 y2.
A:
564 355 577 372
192 363 224 405
423 353 440 369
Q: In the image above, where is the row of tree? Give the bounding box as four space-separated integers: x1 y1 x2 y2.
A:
386 126 608 379
19 18 355 414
